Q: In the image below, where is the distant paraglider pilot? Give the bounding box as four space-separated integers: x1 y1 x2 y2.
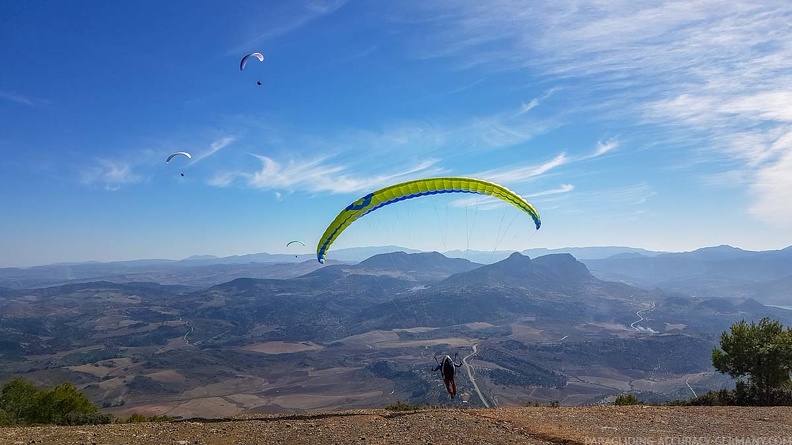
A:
166 151 191 178
433 353 463 398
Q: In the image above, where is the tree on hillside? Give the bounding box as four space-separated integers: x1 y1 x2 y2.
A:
0 378 39 422
35 382 98 424
0 378 109 425
712 317 792 405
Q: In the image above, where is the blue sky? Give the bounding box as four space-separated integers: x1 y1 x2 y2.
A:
1 0 791 267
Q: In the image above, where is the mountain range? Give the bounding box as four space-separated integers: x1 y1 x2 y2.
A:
2 249 791 417
582 245 792 306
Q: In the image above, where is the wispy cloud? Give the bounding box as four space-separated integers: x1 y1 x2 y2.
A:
577 138 620 161
231 0 348 53
450 183 574 210
444 78 487 96
332 45 378 64
551 182 657 221
749 150 792 227
233 101 560 167
304 0 347 14
448 195 504 211
699 169 752 188
517 88 559 116
518 98 539 115
526 184 574 198
81 160 143 191
0 91 35 106
475 153 568 184
408 0 791 227
565 182 655 210
79 134 231 189
192 136 236 163
471 137 616 186
210 155 443 194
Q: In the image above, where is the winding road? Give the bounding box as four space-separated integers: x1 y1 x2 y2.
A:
686 377 698 398
630 301 656 331
183 321 195 346
462 344 490 408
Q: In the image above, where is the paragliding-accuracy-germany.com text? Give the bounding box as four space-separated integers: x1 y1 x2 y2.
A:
584 437 792 445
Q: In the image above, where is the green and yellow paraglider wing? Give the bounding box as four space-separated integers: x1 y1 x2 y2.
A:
315 177 541 263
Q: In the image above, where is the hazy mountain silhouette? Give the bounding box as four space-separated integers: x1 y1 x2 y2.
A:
441 253 595 292
583 244 792 305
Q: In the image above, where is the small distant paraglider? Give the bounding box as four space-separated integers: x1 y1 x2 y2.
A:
286 240 305 258
166 151 191 177
240 52 265 86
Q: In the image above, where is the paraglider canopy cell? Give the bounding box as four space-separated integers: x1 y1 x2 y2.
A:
165 152 192 163
240 52 264 71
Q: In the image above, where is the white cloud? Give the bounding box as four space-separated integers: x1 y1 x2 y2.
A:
231 0 348 54
519 98 539 115
572 182 656 208
408 0 792 227
210 155 443 194
450 183 574 210
592 139 618 157
207 171 237 188
699 169 752 188
305 0 347 14
517 88 559 116
332 45 379 64
749 150 792 227
449 195 504 211
475 153 568 184
78 135 231 189
81 160 143 190
192 136 236 163
227 104 560 178
465 138 616 187
526 184 574 198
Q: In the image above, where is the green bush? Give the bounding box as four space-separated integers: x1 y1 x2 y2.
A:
60 412 113 425
670 382 792 407
125 413 149 423
524 400 559 407
385 401 426 411
0 378 106 426
614 394 639 405
121 413 174 423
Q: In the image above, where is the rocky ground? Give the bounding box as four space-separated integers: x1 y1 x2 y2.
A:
2 406 791 445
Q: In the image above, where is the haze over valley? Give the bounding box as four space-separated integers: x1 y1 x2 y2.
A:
2 246 790 417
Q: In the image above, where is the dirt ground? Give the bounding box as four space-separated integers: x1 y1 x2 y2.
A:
2 406 791 445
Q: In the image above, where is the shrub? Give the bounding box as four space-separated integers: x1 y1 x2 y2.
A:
614 394 639 405
60 412 113 426
0 378 107 426
121 413 175 423
385 401 426 411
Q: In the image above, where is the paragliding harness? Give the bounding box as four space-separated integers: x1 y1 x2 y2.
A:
433 353 463 398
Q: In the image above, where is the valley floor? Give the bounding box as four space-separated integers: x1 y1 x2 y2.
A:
2 406 790 445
